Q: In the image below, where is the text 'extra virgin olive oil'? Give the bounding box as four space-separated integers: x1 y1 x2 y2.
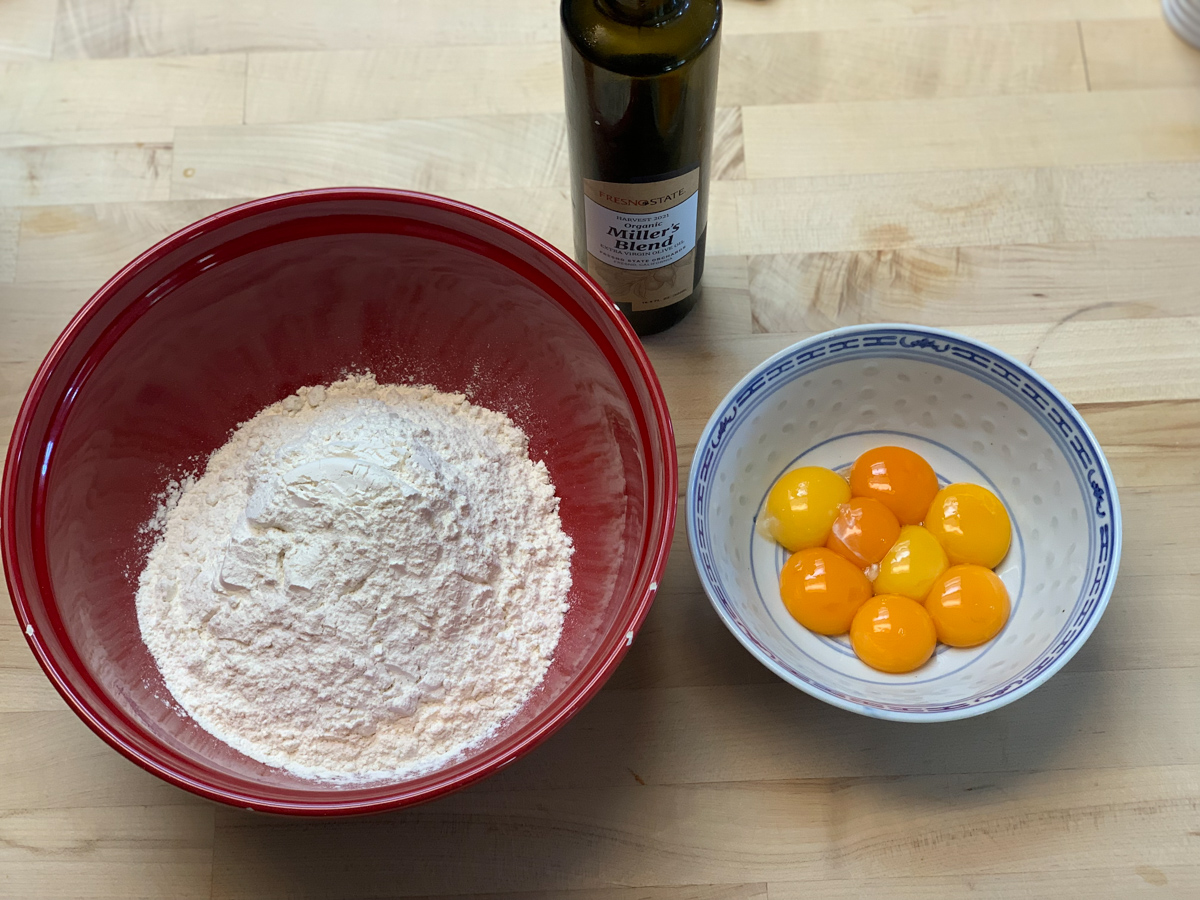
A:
561 0 721 336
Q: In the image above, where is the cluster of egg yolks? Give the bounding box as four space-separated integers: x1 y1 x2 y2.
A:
825 498 900 568
779 548 873 636
764 466 852 552
849 446 939 526
850 594 938 674
925 565 1011 647
924 483 1012 568
767 446 1013 674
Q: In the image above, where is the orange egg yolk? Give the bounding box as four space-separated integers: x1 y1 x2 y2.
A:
763 466 851 552
825 497 902 568
849 446 939 526
873 525 949 601
925 564 1011 647
924 483 1012 568
779 548 873 636
850 594 938 673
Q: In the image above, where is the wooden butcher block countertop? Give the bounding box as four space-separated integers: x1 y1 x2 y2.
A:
2 1 1199 897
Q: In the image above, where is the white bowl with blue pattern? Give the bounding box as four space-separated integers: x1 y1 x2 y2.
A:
687 325 1121 721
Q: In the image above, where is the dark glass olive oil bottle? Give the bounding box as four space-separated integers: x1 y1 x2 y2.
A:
560 0 722 336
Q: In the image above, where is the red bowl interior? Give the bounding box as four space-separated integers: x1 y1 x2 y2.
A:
2 189 676 815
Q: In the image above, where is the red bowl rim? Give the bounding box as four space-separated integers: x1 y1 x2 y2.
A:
1 187 678 816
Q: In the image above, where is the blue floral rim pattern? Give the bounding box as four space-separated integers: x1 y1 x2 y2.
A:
686 325 1122 720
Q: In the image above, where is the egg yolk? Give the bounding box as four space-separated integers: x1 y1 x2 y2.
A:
779 548 873 636
925 564 1011 647
850 594 938 673
873 525 949 601
825 497 901 568
924 483 1012 568
849 446 939 526
763 466 851 552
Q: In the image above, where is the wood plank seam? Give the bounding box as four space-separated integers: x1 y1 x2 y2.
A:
1076 20 1093 90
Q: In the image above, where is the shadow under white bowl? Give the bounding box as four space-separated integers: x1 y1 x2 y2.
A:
687 325 1121 721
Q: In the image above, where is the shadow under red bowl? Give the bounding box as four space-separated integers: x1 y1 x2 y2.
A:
1 189 676 815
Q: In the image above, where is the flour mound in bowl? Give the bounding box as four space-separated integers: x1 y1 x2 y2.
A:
135 374 573 781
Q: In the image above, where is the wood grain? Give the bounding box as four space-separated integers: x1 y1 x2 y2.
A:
0 283 93 430
1082 17 1200 90
170 115 570 199
245 44 563 124
170 109 747 203
52 0 562 58
0 55 246 136
49 0 1162 60
718 23 1087 106
0 207 16 281
0 610 64 712
950 318 1200 402
720 0 1161 34
733 161 1200 256
467 666 1200 791
0 805 215 900
406 889 769 900
747 238 1200 332
12 200 243 283
0 142 172 206
8 187 751 286
207 765 1200 897
1080 399 1200 488
0 711 210 809
743 88 1200 179
3 1 1200 897
0 0 56 61
769 869 1200 899
647 318 1200 410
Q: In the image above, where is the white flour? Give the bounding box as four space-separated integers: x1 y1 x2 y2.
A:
135 374 572 781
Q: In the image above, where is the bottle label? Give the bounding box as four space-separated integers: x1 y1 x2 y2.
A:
582 169 700 312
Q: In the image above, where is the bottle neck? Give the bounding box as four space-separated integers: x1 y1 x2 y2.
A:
599 0 687 26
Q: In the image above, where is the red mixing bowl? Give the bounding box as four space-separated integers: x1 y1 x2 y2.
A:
1 188 676 815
